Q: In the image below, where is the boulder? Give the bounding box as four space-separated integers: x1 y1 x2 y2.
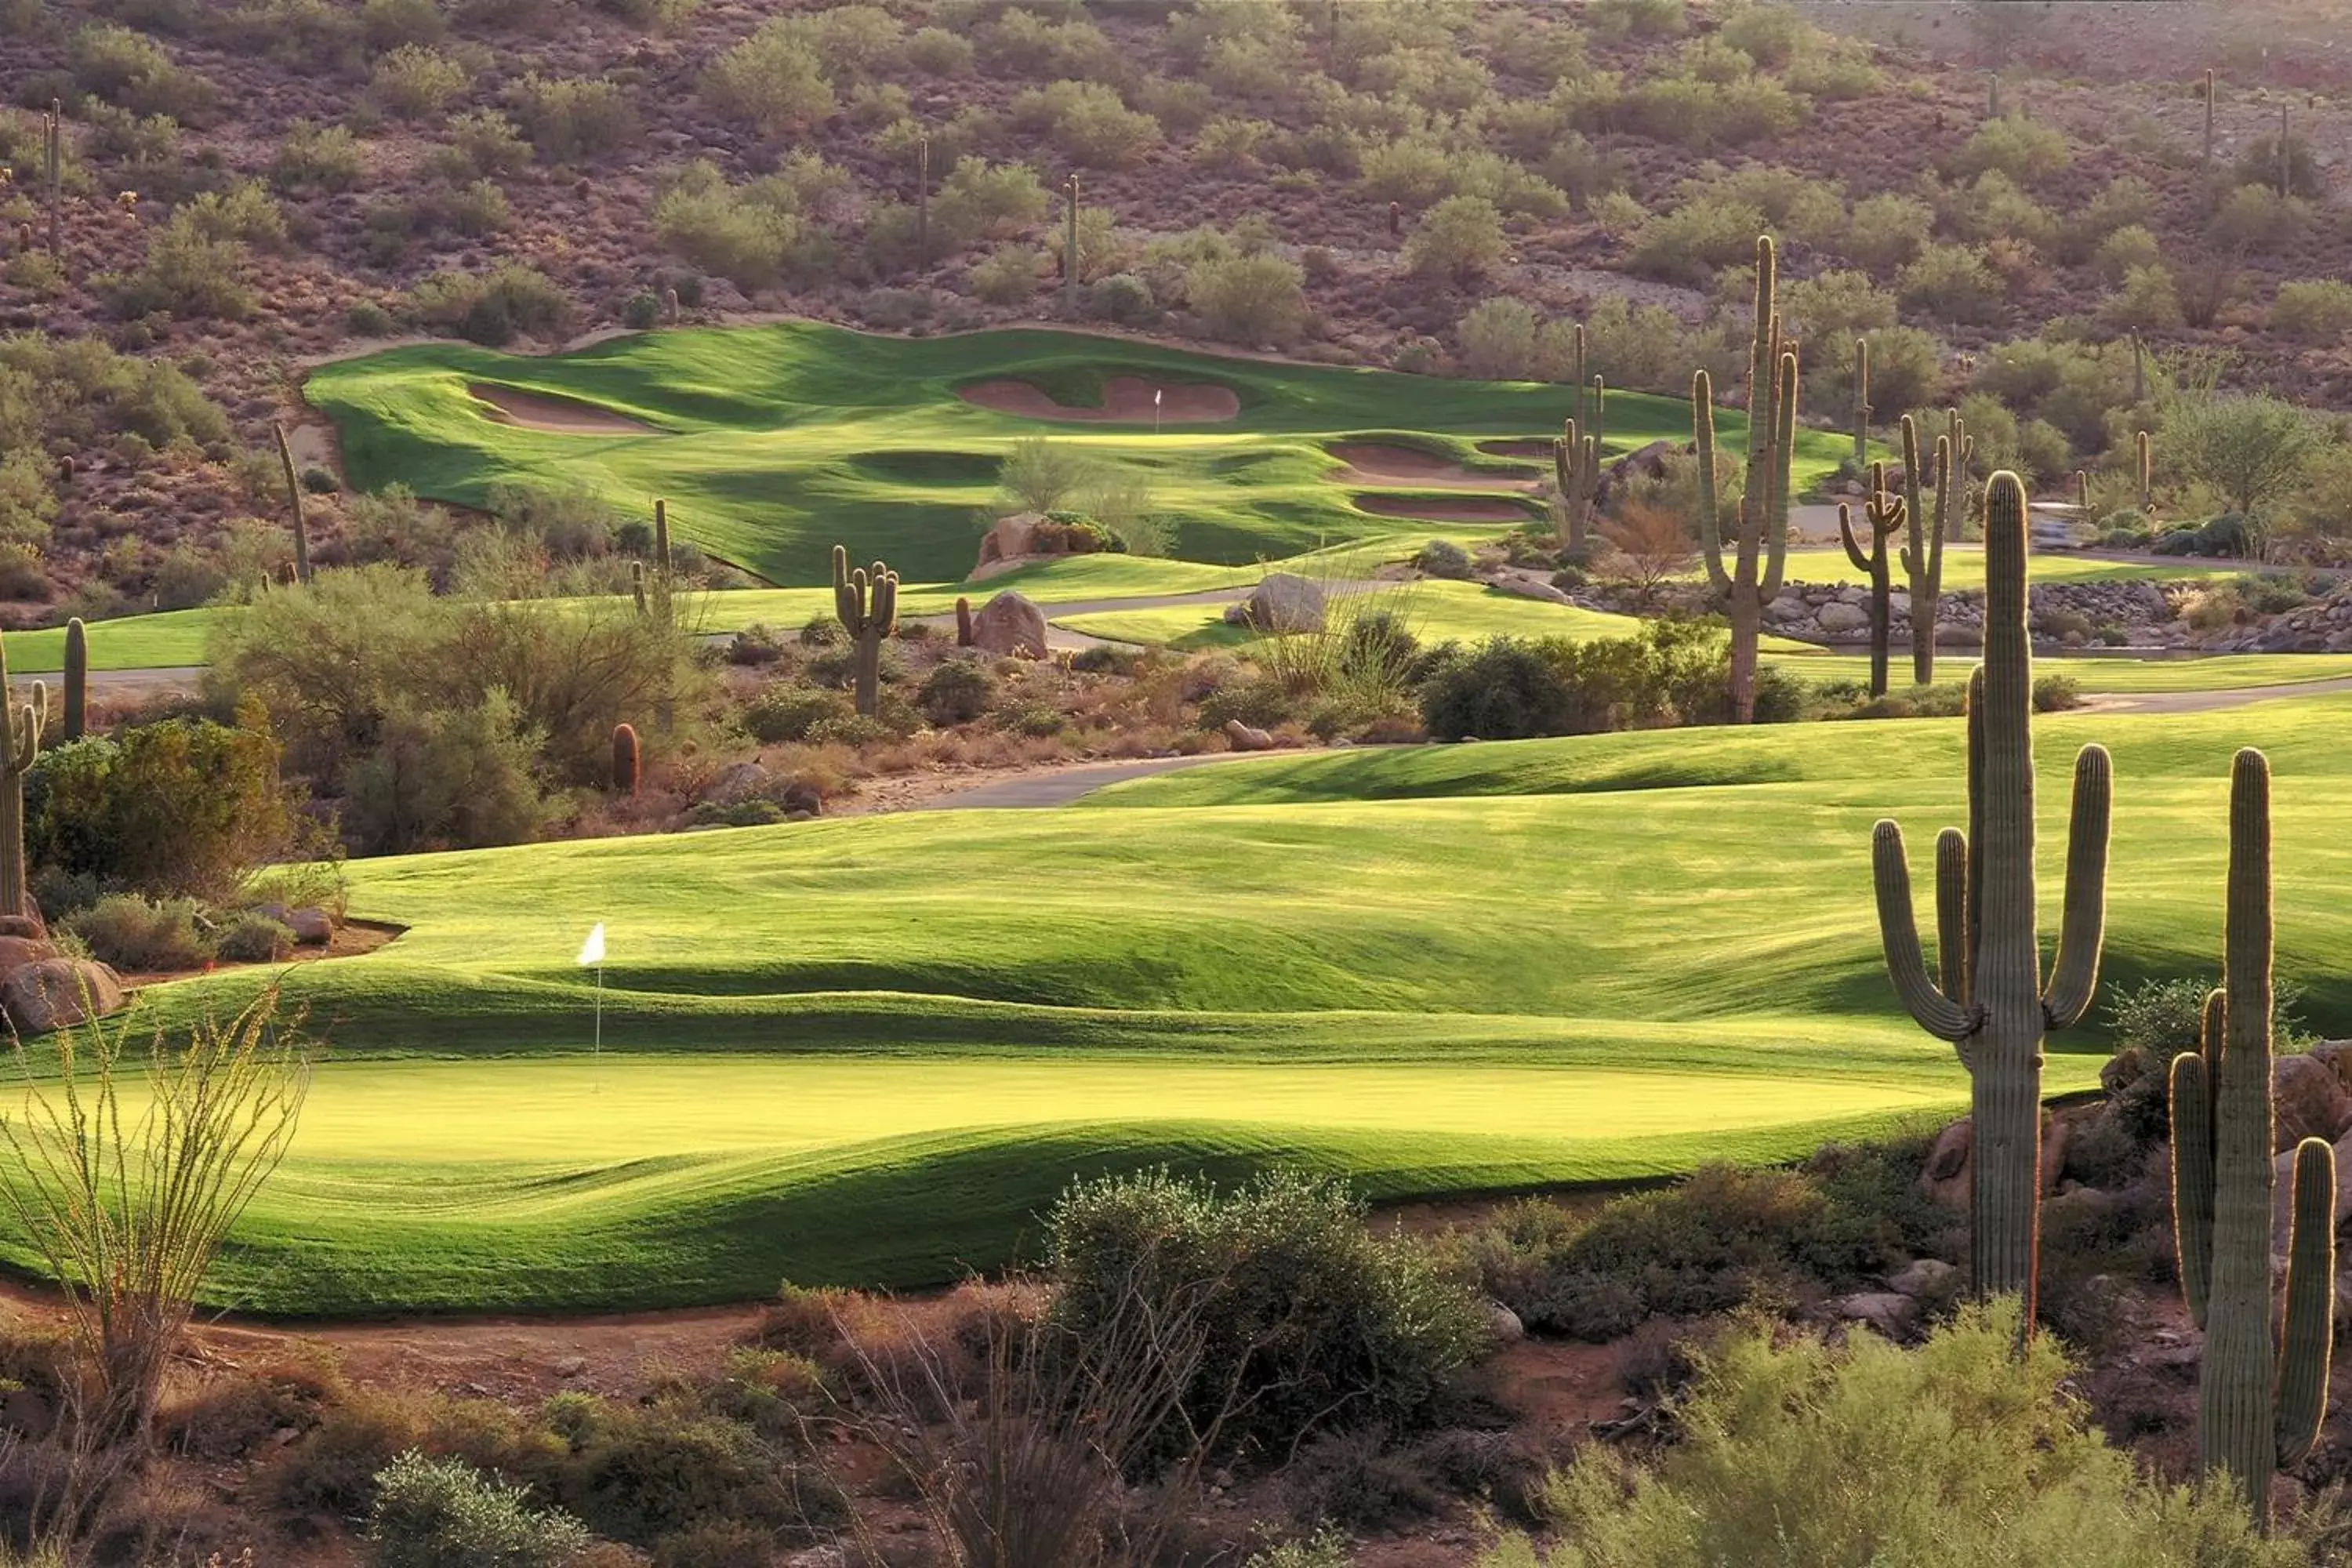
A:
254 902 332 946
0 935 57 973
1 960 126 1036
971 591 1049 658
2274 1054 2352 1150
2040 1115 2072 1197
1816 601 1871 633
780 781 825 818
1765 592 1808 623
1886 1258 1957 1300
1487 1302 1526 1344
2308 1040 2352 1098
972 511 1047 569
0 914 45 941
1241 573 1326 634
1497 576 1569 605
1835 1291 1920 1338
1922 1117 1971 1210
1223 719 1275 752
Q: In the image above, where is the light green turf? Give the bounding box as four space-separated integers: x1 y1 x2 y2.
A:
38 690 2352 1314
1768 651 2352 695
2 609 219 673
1682 546 2230 590
305 321 1852 585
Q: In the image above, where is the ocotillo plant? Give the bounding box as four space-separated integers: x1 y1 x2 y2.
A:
1850 337 1870 466
2137 429 2153 512
833 544 898 718
0 630 46 920
611 723 640 795
1695 234 1795 724
1897 408 1971 686
61 617 85 742
1871 470 2111 1322
1837 464 1905 697
273 423 310 584
2171 748 2335 1523
955 595 974 647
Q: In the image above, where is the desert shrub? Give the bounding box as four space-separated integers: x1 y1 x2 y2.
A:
504 74 635 162
1186 251 1308 345
1840 191 1932 274
1047 1169 1488 1466
272 120 367 192
932 157 1049 246
369 44 469 119
409 261 572 346
1418 638 1570 741
1951 114 2070 183
1403 194 1508 283
905 25 972 75
1898 243 2004 325
970 241 1047 304
367 1451 590 1568
28 721 291 902
703 20 836 137
100 209 256 321
742 686 844 746
437 108 532 179
2206 183 2307 253
917 660 996 725
64 893 213 972
1421 623 1729 740
1086 271 1157 325
542 1400 848 1548
1415 539 1472 579
2270 278 2352 342
1628 197 1766 285
1464 1144 1946 1341
2031 674 2082 712
1588 0 1685 37
2101 264 2181 332
72 24 216 121
360 0 445 49
653 162 826 293
623 287 664 329
342 691 554 855
1480 1301 2307 1568
1011 80 1160 170
212 913 295 963
1246 1530 1355 1568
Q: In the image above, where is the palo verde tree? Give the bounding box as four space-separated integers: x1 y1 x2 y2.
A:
1870 471 2111 1322
2171 748 2335 1524
1694 234 1795 724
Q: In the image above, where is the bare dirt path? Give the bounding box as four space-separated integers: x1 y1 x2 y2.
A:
2083 676 2352 715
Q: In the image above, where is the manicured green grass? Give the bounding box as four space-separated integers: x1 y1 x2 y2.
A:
1690 546 2229 590
1768 651 2352 695
46 691 2352 1314
2 608 219 673
306 322 1851 585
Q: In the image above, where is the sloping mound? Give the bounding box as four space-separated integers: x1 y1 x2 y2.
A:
960 375 1240 423
470 384 662 435
1479 438 1558 459
1331 442 1540 489
1354 493 1533 522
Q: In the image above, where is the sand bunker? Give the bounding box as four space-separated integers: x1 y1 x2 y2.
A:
958 376 1241 423
1477 438 1558 460
470 384 662 436
1330 442 1541 490
1353 493 1531 523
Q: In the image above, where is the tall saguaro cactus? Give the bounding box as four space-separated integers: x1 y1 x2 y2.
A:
2137 429 2154 513
1871 471 2111 1320
1063 175 1080 318
1838 463 1905 697
915 134 931 263
2171 748 2335 1523
45 100 62 257
61 617 85 742
1850 336 1870 466
833 544 898 718
1695 234 1796 724
274 423 310 585
1554 373 1602 554
1897 408 1971 686
2203 69 2217 169
0 630 46 921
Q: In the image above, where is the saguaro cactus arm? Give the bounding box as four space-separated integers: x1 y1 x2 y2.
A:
1756 350 1797 600
1871 820 1980 1042
2041 744 2113 1029
2277 1135 2336 1465
1934 826 1969 1005
1692 368 1730 593
2170 1031 2216 1328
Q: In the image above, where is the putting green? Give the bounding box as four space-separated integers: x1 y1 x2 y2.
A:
305 321 1853 584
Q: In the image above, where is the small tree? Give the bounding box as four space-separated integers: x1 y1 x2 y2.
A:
2170 393 2324 522
1600 499 1697 604
1403 194 1508 283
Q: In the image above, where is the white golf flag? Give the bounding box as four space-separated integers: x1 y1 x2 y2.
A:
576 922 605 966
1154 389 1163 406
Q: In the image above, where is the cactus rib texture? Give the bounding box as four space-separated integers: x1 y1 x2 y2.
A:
1871 470 2110 1320
2171 747 2336 1523
1897 409 1970 686
833 544 899 718
0 630 44 919
1837 462 1905 697
1695 234 1795 725
61 617 85 742
611 722 640 795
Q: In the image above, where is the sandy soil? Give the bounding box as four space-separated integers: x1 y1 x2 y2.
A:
1354 493 1533 524
467 383 662 437
1330 442 1543 491
110 919 403 991
1479 438 1558 461
957 375 1240 423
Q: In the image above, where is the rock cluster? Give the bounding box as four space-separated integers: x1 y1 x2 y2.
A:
0 907 125 1036
1753 579 2179 649
2207 584 2352 653
1226 573 1326 633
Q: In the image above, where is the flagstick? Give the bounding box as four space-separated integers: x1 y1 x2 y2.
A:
593 960 602 1092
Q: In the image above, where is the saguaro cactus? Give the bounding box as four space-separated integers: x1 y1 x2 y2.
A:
611 723 640 794
2171 748 2335 1523
2203 69 2217 169
61 617 85 742
2075 469 2091 518
2137 429 2153 513
1554 376 1602 555
1838 463 1906 698
1063 175 1080 318
1696 234 1795 724
955 595 974 647
0 630 46 920
1850 336 1870 466
45 100 61 257
833 544 898 718
1898 408 1971 686
274 423 310 584
1871 470 2111 1320
915 134 931 263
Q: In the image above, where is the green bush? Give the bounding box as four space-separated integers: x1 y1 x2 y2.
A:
27 720 291 902
1420 622 1730 741
1897 243 2004 325
1415 539 1472 579
409 262 572 346
1403 194 1508 283
1480 1301 2309 1568
653 162 829 292
1186 250 1308 345
1950 114 2071 183
72 24 217 121
213 912 295 964
369 44 470 119
1462 1145 1947 1341
503 73 637 162
703 20 837 137
272 120 368 192
2270 278 2352 341
1047 1169 1488 1467
342 691 554 855
100 211 257 321
543 1399 847 1548
917 660 996 726
64 893 213 972
932 157 1050 245
366 1450 590 1568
